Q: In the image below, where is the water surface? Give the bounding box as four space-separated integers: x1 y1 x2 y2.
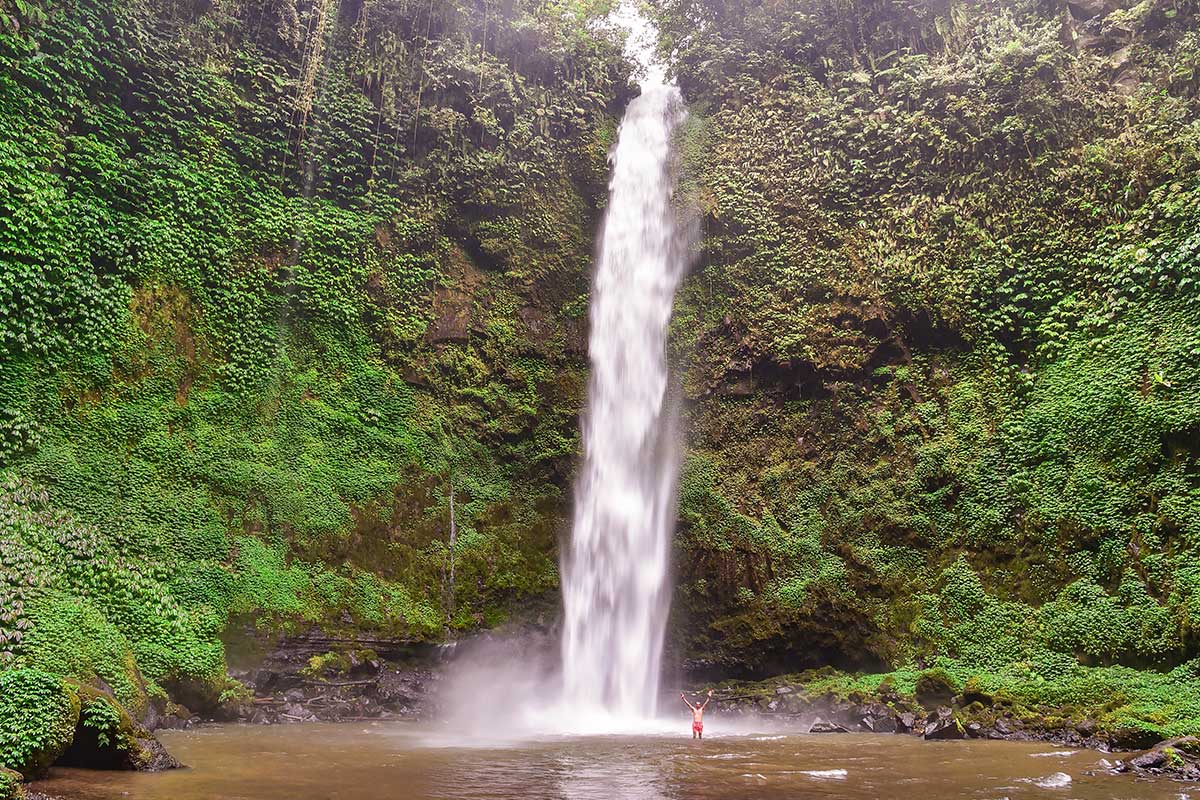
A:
33 722 1195 800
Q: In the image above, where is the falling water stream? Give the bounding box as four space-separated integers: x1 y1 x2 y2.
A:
558 10 690 723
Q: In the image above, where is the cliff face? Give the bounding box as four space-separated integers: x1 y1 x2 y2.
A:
654 0 1200 694
3 0 1200 765
0 0 630 736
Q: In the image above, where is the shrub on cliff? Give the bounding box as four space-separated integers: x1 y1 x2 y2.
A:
0 670 79 778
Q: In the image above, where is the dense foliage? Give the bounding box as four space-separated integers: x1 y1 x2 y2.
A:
4 0 1200 770
0 0 629 764
653 0 1200 736
0 670 78 778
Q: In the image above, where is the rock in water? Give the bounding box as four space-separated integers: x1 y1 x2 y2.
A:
923 708 966 740
860 703 898 733
808 718 850 734
133 735 183 772
57 691 183 772
1031 772 1072 788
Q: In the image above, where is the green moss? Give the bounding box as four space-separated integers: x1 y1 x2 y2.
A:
915 668 959 708
301 651 352 679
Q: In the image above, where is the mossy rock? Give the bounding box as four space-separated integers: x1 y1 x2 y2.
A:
0 670 81 779
302 651 354 679
1162 747 1187 768
1109 726 1163 750
0 768 24 800
914 668 958 709
960 676 993 706
1170 737 1200 759
55 688 181 772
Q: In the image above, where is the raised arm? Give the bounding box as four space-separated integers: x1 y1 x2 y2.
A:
680 692 696 711
700 688 714 710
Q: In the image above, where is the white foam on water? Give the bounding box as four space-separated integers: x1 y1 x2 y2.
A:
798 769 849 780
1030 750 1077 757
1019 772 1073 789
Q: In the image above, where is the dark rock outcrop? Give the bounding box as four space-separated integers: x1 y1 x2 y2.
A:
56 689 182 773
923 708 966 741
221 629 443 725
859 702 898 733
808 718 850 734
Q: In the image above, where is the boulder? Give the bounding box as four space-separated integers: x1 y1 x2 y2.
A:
860 703 897 733
896 712 918 733
1109 726 1161 751
1128 750 1166 770
1162 736 1200 758
924 708 966 741
133 736 184 772
56 689 183 772
1075 0 1108 18
914 669 958 709
808 718 850 734
959 677 992 706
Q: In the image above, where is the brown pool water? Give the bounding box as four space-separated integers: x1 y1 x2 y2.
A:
32 722 1195 800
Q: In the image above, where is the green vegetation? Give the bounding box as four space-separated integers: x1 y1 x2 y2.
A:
0 768 22 800
0 670 79 778
0 0 628 776
2 0 1200 777
653 0 1200 734
721 658 1200 743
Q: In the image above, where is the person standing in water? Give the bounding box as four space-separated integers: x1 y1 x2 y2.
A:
681 689 714 739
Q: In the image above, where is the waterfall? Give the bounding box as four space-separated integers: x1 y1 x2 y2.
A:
559 28 689 721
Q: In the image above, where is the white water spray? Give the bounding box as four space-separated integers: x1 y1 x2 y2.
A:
559 9 690 724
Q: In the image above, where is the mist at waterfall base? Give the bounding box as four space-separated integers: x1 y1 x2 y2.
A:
433 22 698 739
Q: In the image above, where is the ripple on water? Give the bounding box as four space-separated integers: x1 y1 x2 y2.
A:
1019 772 1073 789
797 769 849 780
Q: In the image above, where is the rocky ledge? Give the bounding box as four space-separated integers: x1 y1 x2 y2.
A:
702 669 1200 782
206 631 442 726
